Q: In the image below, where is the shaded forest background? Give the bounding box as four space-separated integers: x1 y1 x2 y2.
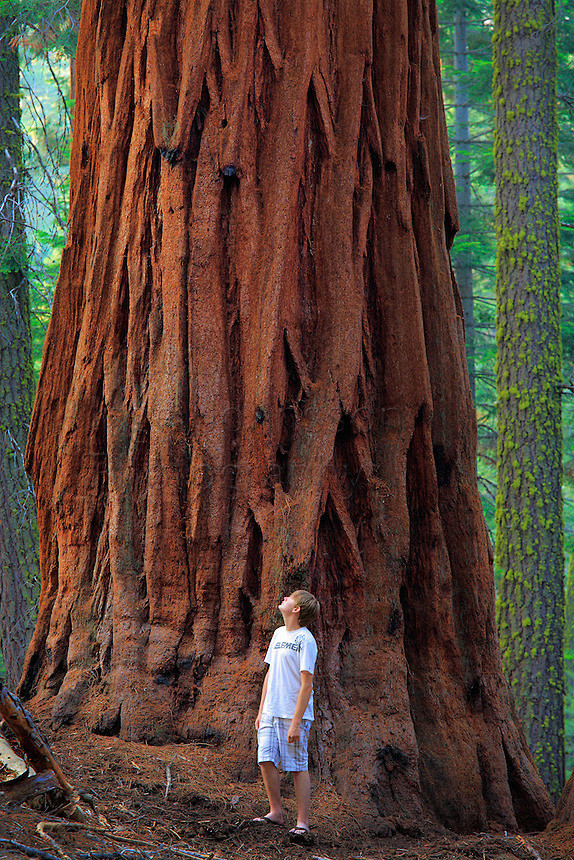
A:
3 0 574 777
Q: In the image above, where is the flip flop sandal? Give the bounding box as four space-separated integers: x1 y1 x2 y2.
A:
289 826 315 845
252 816 283 826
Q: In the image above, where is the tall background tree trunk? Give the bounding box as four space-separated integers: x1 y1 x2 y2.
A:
452 7 475 401
493 0 564 800
0 18 39 688
21 0 552 831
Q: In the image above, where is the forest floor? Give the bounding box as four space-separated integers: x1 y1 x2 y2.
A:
0 720 573 860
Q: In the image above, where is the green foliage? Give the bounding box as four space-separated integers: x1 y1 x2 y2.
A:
0 5 74 386
0 6 74 674
20 50 71 379
0 0 79 57
438 1 499 537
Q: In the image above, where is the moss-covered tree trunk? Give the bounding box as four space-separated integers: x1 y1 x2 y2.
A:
21 0 553 831
493 0 563 799
0 19 39 688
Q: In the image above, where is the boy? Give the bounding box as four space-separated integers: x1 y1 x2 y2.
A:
254 589 320 842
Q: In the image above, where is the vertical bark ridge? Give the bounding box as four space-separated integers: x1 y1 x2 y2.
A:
20 0 103 700
143 162 191 681
186 102 233 665
53 16 143 726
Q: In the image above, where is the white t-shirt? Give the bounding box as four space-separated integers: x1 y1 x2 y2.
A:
262 625 317 721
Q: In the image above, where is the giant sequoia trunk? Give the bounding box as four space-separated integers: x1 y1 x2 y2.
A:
21 0 553 832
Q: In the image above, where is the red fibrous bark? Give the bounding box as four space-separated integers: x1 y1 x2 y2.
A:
22 0 553 832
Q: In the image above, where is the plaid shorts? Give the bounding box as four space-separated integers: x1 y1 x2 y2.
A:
257 715 312 772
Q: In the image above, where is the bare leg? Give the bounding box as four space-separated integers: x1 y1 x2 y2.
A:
292 770 311 830
258 762 284 824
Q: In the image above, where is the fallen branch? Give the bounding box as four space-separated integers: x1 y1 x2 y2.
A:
1 770 63 806
514 834 543 860
0 685 71 793
34 820 224 860
164 766 171 800
37 822 74 860
0 839 222 860
0 683 86 821
0 837 61 860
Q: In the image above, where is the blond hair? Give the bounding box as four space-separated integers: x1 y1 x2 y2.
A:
292 590 320 626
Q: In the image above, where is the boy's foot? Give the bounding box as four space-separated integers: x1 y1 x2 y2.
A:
252 815 283 826
289 826 314 845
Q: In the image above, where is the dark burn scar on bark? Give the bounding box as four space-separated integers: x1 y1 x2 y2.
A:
388 606 402 635
377 745 410 771
91 705 121 737
221 164 239 179
467 678 483 712
158 147 182 165
432 444 452 488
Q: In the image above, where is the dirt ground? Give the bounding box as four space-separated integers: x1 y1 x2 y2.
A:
0 718 573 860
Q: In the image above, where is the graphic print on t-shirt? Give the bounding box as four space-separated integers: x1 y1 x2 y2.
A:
274 639 303 652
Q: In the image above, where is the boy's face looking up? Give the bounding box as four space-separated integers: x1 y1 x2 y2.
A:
278 592 301 623
278 589 319 627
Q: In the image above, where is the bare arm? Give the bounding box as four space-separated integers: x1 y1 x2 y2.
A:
255 669 269 730
288 671 313 742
